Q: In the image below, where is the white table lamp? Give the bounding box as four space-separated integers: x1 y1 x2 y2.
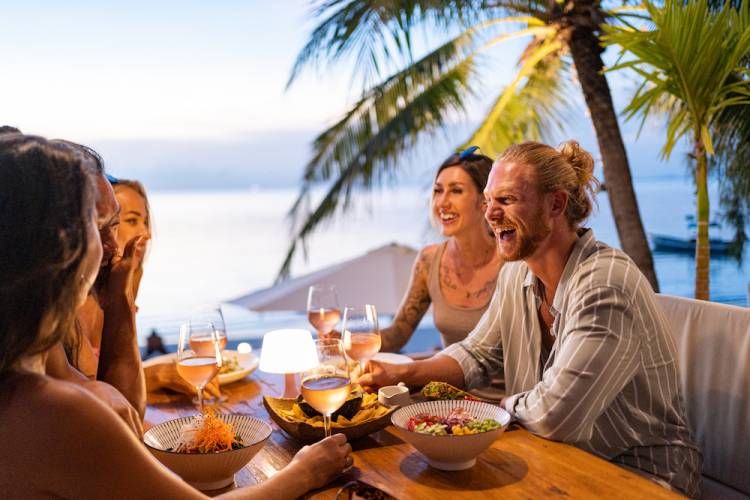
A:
259 329 318 398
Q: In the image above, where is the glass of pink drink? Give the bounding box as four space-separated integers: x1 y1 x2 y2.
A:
307 285 341 339
190 305 229 403
177 321 222 413
342 304 381 375
300 339 351 437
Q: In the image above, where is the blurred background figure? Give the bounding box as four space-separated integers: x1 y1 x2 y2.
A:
146 329 167 357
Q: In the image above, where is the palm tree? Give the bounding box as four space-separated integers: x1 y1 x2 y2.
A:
280 0 659 292
713 74 750 261
603 0 750 300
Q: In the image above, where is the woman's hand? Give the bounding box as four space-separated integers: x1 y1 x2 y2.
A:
105 235 146 307
287 434 352 492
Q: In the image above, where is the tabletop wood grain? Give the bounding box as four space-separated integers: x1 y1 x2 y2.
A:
145 371 684 499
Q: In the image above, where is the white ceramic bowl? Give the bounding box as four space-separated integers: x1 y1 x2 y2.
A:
391 400 511 471
144 414 272 490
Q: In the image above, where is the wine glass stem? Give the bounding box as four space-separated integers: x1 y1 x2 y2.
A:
324 413 332 437
360 360 366 375
197 385 204 413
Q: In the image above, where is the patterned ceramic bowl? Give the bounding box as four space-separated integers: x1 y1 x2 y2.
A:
144 414 272 490
391 400 511 471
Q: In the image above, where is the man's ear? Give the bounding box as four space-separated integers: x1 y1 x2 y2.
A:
548 190 568 218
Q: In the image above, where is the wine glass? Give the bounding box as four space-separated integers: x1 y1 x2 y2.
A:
190 305 229 402
307 285 341 339
177 321 222 413
342 304 381 375
300 339 351 437
191 305 228 352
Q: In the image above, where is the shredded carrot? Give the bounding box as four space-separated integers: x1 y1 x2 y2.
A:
173 408 242 453
193 408 236 453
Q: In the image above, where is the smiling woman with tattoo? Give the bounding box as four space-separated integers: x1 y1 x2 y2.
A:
380 148 503 354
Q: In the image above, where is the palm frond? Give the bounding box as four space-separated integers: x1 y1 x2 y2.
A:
713 71 750 259
463 35 565 157
287 0 493 88
280 12 568 279
278 47 479 279
602 0 750 158
298 26 483 187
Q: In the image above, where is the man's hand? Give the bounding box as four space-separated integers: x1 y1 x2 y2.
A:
144 363 221 399
356 360 406 392
358 355 466 393
82 380 143 437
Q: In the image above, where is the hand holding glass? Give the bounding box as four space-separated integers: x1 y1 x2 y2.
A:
177 321 222 413
300 339 351 437
342 305 381 374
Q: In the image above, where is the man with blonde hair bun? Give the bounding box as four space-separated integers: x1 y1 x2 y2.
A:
360 140 702 497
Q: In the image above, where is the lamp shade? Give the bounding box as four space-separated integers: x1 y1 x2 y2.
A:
259 329 318 374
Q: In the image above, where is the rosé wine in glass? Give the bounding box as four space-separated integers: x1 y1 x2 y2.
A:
177 356 220 388
190 335 228 356
307 308 342 337
177 321 222 413
300 339 351 437
342 305 381 375
307 285 341 338
300 375 351 417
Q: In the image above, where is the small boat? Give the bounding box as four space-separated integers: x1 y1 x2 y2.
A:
651 215 733 254
651 234 732 254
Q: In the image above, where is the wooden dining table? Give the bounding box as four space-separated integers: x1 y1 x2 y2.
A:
145 369 683 499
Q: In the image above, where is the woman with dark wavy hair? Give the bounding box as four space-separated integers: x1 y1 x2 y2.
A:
0 135 351 498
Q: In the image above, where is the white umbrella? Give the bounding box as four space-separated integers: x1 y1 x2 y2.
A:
228 243 418 315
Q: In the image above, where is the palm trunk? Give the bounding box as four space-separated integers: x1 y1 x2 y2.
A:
694 131 710 300
567 19 660 292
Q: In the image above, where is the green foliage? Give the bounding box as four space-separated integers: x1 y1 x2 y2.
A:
603 0 750 295
287 1 494 88
278 2 582 279
712 75 750 258
278 30 482 278
278 0 650 280
603 0 750 159
463 35 571 157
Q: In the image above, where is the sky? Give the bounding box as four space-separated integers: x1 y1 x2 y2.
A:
0 1 357 141
0 1 687 187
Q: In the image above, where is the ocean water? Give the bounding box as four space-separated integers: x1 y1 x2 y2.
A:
134 178 749 347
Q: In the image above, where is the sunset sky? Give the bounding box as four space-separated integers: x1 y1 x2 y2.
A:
0 1 361 141
0 1 680 186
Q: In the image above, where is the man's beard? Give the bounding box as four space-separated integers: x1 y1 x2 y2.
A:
498 206 551 261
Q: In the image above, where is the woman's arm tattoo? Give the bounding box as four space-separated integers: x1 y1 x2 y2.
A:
380 250 432 352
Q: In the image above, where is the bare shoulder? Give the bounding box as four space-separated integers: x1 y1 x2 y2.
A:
0 373 113 443
0 374 110 494
416 243 440 275
0 373 186 498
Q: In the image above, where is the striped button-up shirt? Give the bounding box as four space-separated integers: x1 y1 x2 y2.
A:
443 229 702 497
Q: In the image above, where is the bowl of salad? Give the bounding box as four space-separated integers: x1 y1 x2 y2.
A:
144 411 272 490
391 400 511 470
